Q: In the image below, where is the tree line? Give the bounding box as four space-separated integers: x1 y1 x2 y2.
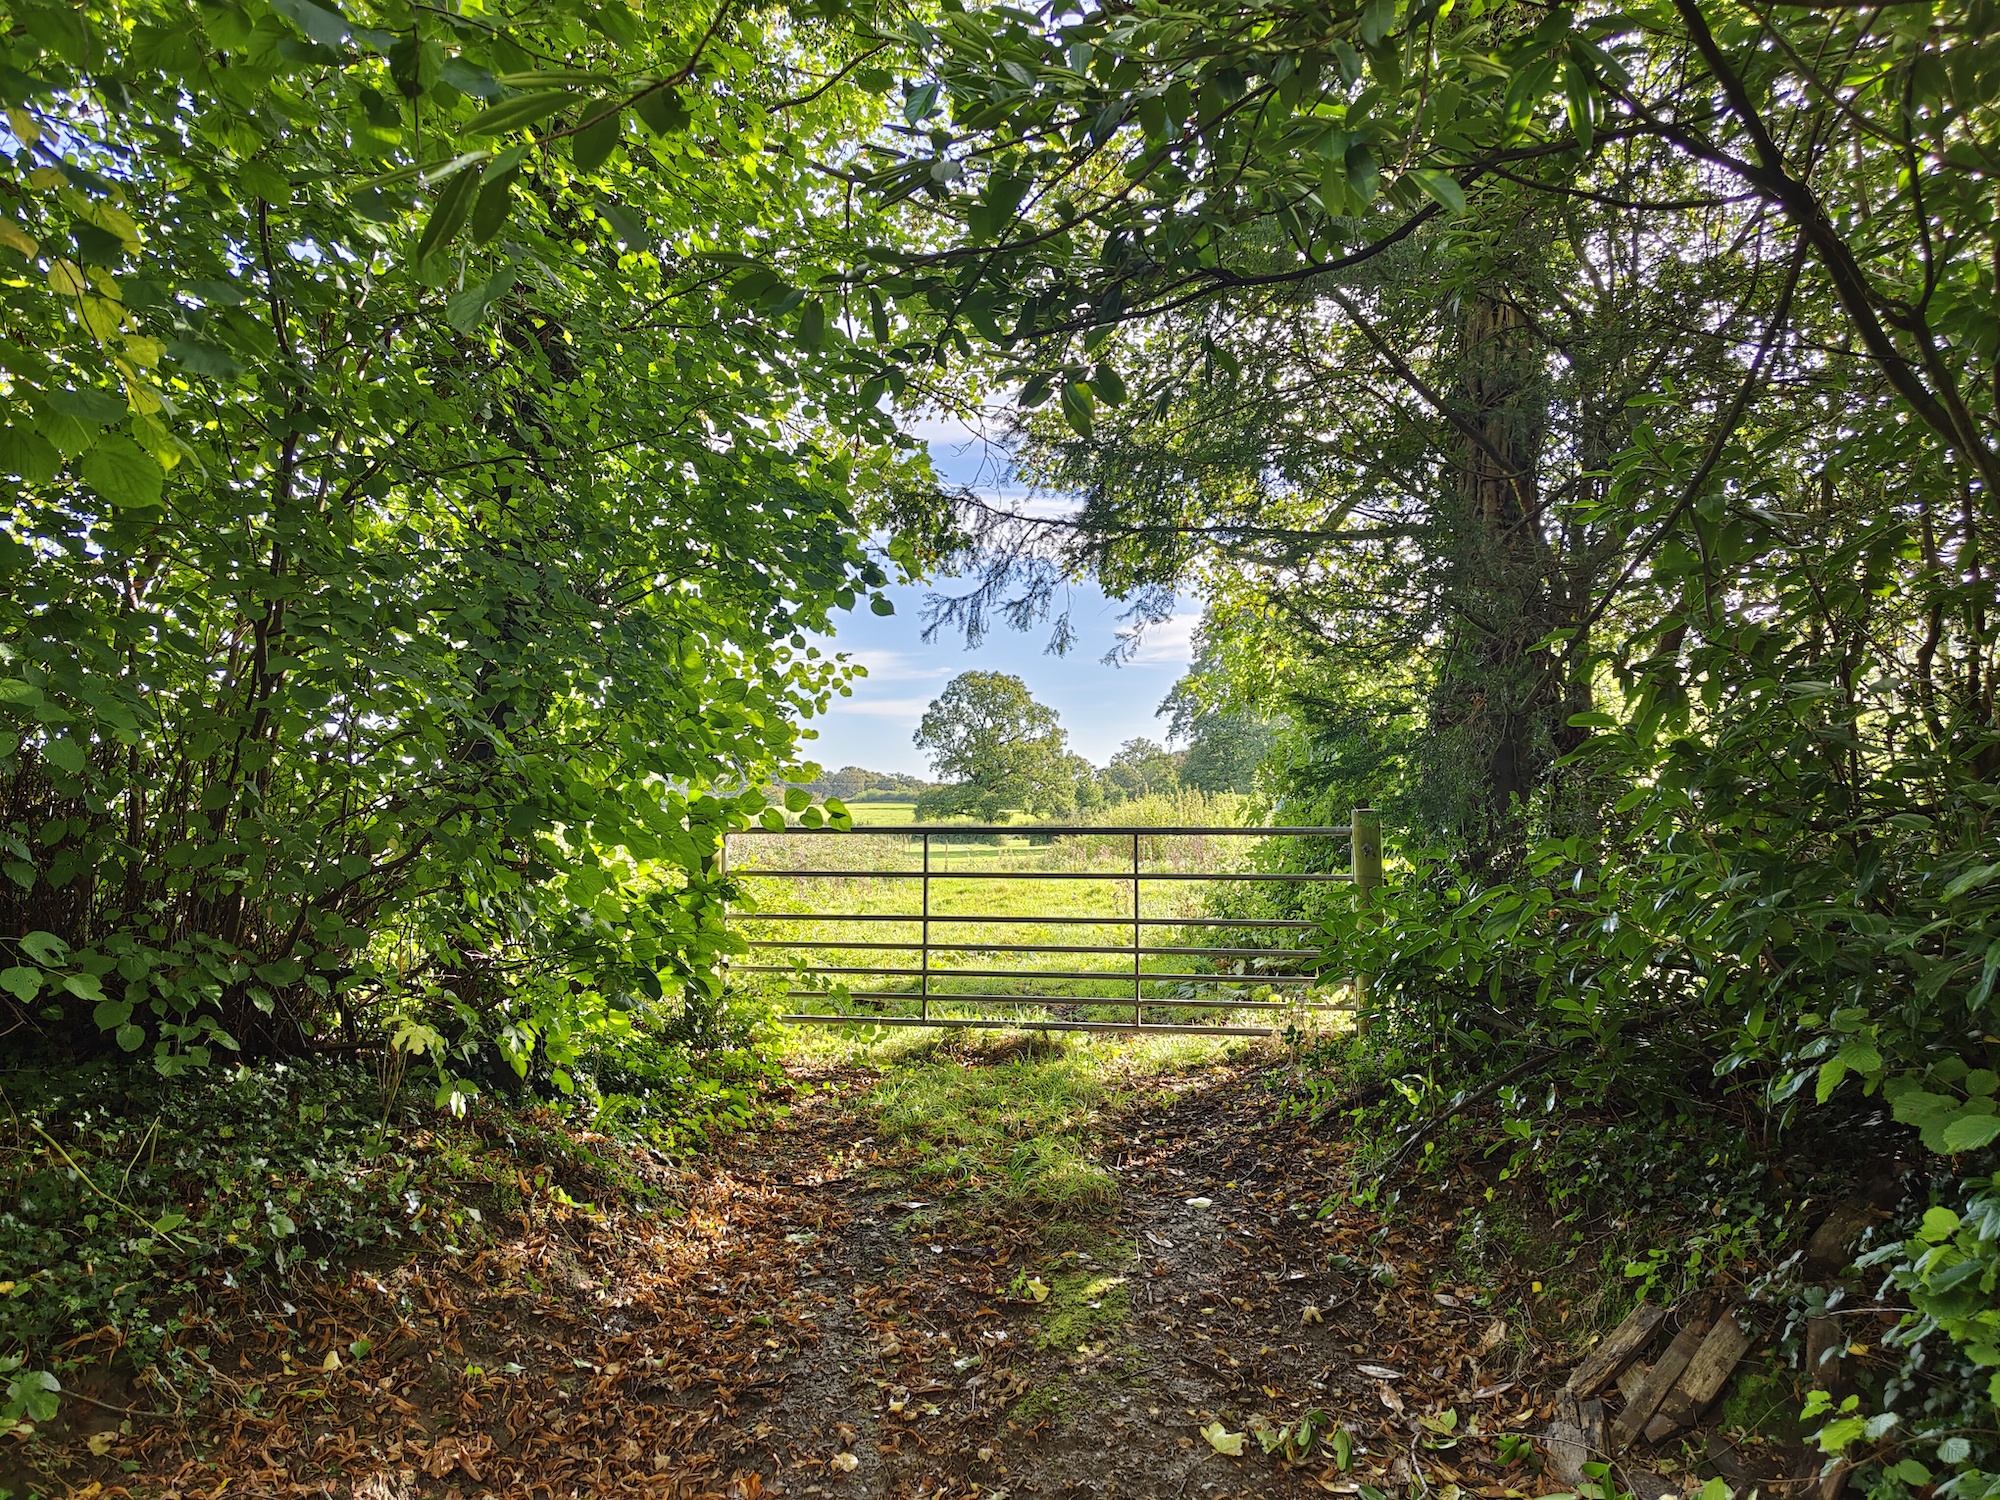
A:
790 668 1272 819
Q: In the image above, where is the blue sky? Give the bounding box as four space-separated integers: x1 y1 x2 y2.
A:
794 417 1202 779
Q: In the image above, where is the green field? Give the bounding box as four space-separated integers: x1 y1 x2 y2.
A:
840 799 918 826
723 815 1356 1038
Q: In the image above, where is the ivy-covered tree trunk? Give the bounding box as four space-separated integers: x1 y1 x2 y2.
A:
1420 289 1562 873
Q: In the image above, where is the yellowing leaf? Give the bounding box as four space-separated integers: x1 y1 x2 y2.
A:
1026 1276 1050 1303
27 167 66 190
1201 1421 1246 1456
6 108 39 149
85 201 142 254
87 1432 116 1456
80 295 126 341
829 1452 859 1472
47 259 87 296
0 218 36 257
321 1349 341 1371
1301 1304 1324 1325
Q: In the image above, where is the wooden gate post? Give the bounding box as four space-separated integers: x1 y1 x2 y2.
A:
1351 806 1381 1033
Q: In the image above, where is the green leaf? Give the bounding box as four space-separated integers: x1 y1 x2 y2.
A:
1019 372 1054 408
572 108 622 173
444 269 518 333
798 298 827 349
1089 362 1128 406
42 737 88 773
79 436 164 509
0 967 40 1002
1409 168 1466 214
20 931 67 964
1945 864 2000 900
869 594 895 616
597 197 653 250
465 92 576 137
439 58 501 99
47 387 126 426
1563 58 1597 150
7 1368 59 1423
1974 937 2000 1011
269 0 350 49
0 425 59 483
1919 1206 1962 1242
60 971 104 1001
633 87 690 136
470 170 518 246
1892 1090 1959 1126
416 167 482 264
1060 379 1095 437
903 81 941 124
115 1022 145 1051
784 785 812 812
1942 1114 2000 1153
166 340 246 380
1836 1038 1883 1075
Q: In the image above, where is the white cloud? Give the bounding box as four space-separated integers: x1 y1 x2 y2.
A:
829 694 933 720
832 648 954 684
1120 612 1199 666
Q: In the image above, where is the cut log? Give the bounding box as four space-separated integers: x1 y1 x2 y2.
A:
1567 1302 1670 1397
1645 1308 1754 1442
1617 1362 1653 1403
1543 1394 1607 1488
1806 1197 1883 1274
1611 1307 1716 1450
1804 1314 1850 1399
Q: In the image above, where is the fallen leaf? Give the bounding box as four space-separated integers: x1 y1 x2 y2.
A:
1377 1382 1405 1415
1201 1421 1246 1456
1025 1277 1050 1303
1477 1318 1507 1353
829 1452 859 1473
1472 1382 1517 1400
1357 1364 1403 1380
321 1349 341 1371
87 1432 117 1456
1186 1197 1215 1209
1301 1305 1324 1325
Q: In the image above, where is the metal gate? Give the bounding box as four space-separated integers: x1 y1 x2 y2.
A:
721 810 1383 1037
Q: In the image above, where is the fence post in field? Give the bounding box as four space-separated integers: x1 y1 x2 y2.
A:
1350 806 1382 1033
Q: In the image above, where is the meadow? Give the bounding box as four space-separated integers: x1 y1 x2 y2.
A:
723 793 1358 1038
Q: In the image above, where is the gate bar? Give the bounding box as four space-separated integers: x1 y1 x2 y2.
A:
785 992 1352 1012
741 869 1352 882
742 964 1321 984
778 1014 1281 1036
742 914 1321 928
739 824 1351 837
747 939 1320 959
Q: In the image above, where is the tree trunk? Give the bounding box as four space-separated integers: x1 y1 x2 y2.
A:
1422 290 1558 872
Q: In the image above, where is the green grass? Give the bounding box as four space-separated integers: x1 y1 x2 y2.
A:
724 816 1348 1033
841 800 918 826
850 1029 1261 1238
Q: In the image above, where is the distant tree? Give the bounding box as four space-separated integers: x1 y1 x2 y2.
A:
1178 714 1277 796
913 672 1076 820
1102 738 1182 801
822 766 877 801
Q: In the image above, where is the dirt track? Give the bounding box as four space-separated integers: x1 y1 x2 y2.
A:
26 1058 1592 1499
